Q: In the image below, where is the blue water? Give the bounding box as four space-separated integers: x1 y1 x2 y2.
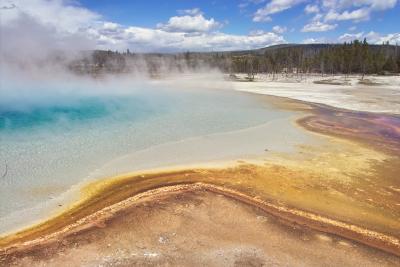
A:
0 93 168 132
0 98 109 130
0 84 292 234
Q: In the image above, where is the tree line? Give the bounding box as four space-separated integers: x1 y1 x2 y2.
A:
69 40 400 78
228 40 399 79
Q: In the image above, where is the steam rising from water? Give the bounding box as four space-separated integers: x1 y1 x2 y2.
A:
0 9 277 235
0 9 224 107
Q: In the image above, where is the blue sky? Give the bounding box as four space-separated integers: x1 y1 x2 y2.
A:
1 0 400 52
79 0 400 37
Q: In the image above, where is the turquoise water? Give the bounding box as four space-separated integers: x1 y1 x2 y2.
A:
0 98 109 130
0 84 292 234
0 93 166 132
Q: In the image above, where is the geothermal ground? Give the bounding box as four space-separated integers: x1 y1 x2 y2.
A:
1 76 400 266
2 189 399 267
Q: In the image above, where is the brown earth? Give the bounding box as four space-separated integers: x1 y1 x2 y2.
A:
1 96 400 266
2 189 399 267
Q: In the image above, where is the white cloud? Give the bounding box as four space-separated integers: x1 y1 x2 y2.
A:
1 13 95 68
302 37 327 44
272 25 287 34
320 0 397 22
177 8 203 16
3 0 398 54
102 22 120 31
338 32 364 42
92 25 286 52
0 0 100 33
156 13 221 33
0 0 98 64
253 13 272 22
1 2 286 52
325 7 370 22
304 4 320 14
337 31 400 44
311 13 324 21
302 1 398 36
302 21 338 32
364 31 400 44
322 0 397 12
253 0 305 22
368 0 398 11
94 8 285 51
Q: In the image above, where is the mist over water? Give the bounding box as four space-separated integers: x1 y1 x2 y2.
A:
0 13 290 234
0 85 159 132
0 70 293 234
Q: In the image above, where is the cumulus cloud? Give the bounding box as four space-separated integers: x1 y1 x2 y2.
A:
0 0 99 59
253 0 305 22
302 37 328 44
300 0 399 44
324 7 370 22
272 25 287 34
304 4 320 14
322 0 397 12
368 0 398 11
311 13 324 21
338 31 365 42
302 0 398 33
4 0 397 55
0 1 96 69
156 13 221 33
367 32 400 44
0 0 100 33
92 25 286 52
0 2 285 52
337 31 400 44
302 21 338 32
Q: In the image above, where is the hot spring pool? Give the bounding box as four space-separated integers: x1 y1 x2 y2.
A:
0 82 300 234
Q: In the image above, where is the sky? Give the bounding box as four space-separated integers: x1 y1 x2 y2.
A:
1 0 400 52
